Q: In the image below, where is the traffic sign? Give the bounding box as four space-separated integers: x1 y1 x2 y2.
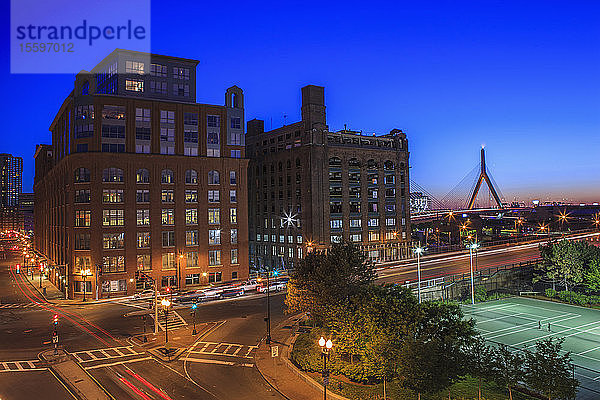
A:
52 335 59 344
271 345 279 358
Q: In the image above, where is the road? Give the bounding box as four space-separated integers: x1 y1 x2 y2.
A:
1 232 597 399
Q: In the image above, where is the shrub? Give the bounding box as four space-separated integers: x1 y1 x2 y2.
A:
545 288 557 298
475 286 488 303
558 290 588 305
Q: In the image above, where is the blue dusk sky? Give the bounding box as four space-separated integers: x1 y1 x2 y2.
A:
0 1 598 203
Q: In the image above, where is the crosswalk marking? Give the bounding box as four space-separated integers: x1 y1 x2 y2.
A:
72 346 145 363
0 303 38 309
0 360 46 372
188 341 257 359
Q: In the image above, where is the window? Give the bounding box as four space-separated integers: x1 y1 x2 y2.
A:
125 61 144 74
386 188 396 197
75 233 90 250
385 204 396 213
161 190 174 203
75 104 94 120
229 249 238 265
173 83 190 97
331 235 342 243
186 252 199 268
137 232 150 248
103 209 124 226
162 253 175 269
384 175 395 185
208 271 222 283
350 233 362 242
103 189 123 203
369 202 378 213
229 190 237 203
135 144 150 154
137 254 151 271
102 168 123 183
102 105 125 120
208 209 220 224
207 115 220 127
102 256 125 273
209 229 221 245
296 235 303 244
160 110 175 124
125 79 144 92
369 189 378 199
161 169 174 184
101 143 125 153
136 190 149 203
330 201 342 214
186 274 201 285
330 219 343 229
150 63 166 77
74 167 90 183
74 256 91 272
185 169 198 184
230 171 237 185
329 157 342 167
208 170 220 185
186 230 198 246
76 144 88 153
230 229 238 244
161 275 176 287
368 218 379 227
208 190 220 203
384 160 395 170
75 210 91 227
150 80 167 94
185 190 198 203
350 219 362 228
230 150 241 158
230 208 237 224
186 209 198 225
137 209 150 226
135 169 149 183
230 117 241 129
368 231 380 242
162 209 174 225
103 233 124 249
75 189 91 203
386 218 396 226
209 250 221 266
173 67 190 80
162 231 175 247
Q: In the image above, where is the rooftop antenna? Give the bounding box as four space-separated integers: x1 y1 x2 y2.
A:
283 114 287 126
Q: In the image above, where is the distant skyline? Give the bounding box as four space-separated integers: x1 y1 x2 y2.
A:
1 1 598 202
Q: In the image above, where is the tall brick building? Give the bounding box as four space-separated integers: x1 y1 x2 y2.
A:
246 85 412 271
34 49 248 299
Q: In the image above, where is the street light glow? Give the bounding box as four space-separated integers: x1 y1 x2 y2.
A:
319 337 326 347
161 298 171 307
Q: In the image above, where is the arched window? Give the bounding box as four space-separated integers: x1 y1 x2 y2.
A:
102 167 123 183
348 158 361 168
208 170 220 185
74 167 91 183
286 160 291 169
384 160 395 170
367 159 378 169
136 168 149 184
185 169 198 184
207 132 219 144
278 162 282 171
329 157 342 167
296 158 301 167
161 169 174 184
270 164 275 173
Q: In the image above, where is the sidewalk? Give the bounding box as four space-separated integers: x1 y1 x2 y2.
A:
254 316 349 400
20 268 67 302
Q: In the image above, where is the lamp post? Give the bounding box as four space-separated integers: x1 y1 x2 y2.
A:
468 243 480 305
265 267 272 344
318 337 333 400
177 253 184 291
80 268 91 302
161 298 171 344
413 245 424 303
191 303 198 335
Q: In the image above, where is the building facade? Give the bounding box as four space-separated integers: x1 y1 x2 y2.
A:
34 49 248 299
0 153 23 231
246 85 412 271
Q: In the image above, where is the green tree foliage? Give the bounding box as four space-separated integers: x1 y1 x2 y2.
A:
491 344 524 400
537 240 600 291
467 337 494 400
285 241 375 323
584 258 600 292
524 338 578 400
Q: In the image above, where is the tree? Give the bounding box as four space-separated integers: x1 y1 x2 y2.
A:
538 240 588 291
285 241 375 323
584 258 600 292
491 344 524 400
397 334 439 400
467 337 494 400
524 338 578 400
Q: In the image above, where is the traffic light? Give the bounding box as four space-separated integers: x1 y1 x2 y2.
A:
191 304 197 310
16 264 20 274
53 314 59 325
272 270 280 277
166 287 170 293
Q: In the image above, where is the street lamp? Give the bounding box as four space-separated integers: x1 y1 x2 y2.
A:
191 303 198 335
413 245 424 303
468 243 480 305
265 267 272 344
80 268 91 302
161 298 171 344
177 253 184 291
318 337 333 400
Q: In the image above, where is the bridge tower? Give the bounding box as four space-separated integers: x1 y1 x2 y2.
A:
467 147 503 209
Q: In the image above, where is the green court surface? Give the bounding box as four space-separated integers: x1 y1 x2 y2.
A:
462 297 600 398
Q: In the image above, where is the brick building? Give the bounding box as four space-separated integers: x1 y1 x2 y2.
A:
246 85 412 271
34 49 248 299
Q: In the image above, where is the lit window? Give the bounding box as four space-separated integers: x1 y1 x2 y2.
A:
208 209 220 224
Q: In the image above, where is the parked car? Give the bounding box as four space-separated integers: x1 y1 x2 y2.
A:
219 287 245 299
196 288 223 302
133 289 155 299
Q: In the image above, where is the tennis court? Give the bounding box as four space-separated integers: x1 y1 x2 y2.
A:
462 296 600 398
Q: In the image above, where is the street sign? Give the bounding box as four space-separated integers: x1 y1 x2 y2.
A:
271 345 279 358
52 335 59 344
